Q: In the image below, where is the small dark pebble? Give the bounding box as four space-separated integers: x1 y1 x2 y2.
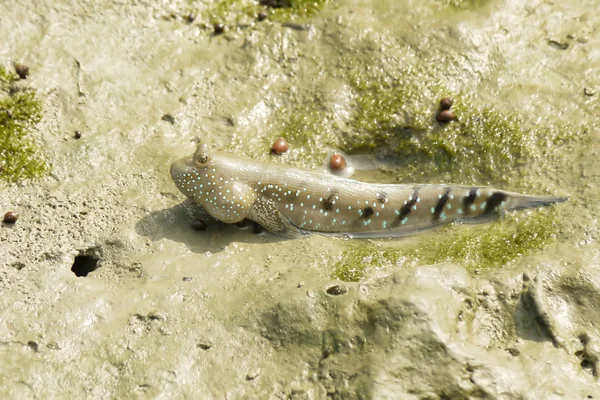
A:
74 130 82 139
547 39 569 50
213 23 225 34
15 63 29 79
329 153 346 171
439 97 454 110
507 347 520 356
186 13 196 23
436 109 456 123
161 113 175 124
257 10 268 21
326 284 348 296
3 211 19 223
246 370 260 380
182 276 193 282
191 219 207 231
271 137 289 154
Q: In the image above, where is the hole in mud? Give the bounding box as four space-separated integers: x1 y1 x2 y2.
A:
197 341 213 350
27 341 38 352
71 254 100 277
12 262 25 270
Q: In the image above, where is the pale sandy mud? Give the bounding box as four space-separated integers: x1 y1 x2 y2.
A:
1 0 599 398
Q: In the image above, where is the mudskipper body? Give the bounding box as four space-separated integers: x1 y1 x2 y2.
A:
170 143 567 238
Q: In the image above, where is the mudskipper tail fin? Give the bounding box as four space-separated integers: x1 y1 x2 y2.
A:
505 193 568 212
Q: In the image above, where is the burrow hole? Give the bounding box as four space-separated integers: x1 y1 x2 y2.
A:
71 249 100 277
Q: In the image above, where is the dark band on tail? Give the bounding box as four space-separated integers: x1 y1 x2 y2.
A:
483 192 508 215
432 187 451 221
463 188 478 215
394 188 419 226
322 192 336 211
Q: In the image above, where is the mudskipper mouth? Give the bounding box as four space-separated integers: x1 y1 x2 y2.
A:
170 156 192 180
170 156 195 195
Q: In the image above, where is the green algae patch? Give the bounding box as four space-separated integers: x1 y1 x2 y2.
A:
270 46 580 189
0 66 19 86
335 57 558 187
0 65 49 182
331 245 395 282
265 0 328 22
277 96 336 163
206 0 258 23
332 210 561 282
435 0 490 8
191 0 328 27
404 210 560 268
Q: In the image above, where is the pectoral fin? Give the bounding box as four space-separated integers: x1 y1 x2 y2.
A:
247 196 308 238
202 181 257 224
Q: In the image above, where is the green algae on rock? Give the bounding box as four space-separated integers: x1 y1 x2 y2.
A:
332 210 561 282
0 65 49 183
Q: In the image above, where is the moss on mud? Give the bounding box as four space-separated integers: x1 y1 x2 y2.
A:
192 0 328 26
341 76 534 184
263 0 327 21
332 210 560 282
0 65 49 183
281 51 580 187
435 0 491 8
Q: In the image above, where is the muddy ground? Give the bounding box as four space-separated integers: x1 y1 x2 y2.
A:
1 0 599 398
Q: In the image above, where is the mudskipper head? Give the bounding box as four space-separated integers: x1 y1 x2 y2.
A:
170 142 212 201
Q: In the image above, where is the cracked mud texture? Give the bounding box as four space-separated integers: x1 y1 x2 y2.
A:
1 0 600 398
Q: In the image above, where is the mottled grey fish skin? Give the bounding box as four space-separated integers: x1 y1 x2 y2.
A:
170 143 568 238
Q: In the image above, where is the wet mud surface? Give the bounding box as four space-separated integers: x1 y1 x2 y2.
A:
1 0 599 398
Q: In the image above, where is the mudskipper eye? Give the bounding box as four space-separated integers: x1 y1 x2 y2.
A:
195 153 210 167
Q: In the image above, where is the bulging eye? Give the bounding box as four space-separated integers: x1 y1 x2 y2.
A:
195 153 210 166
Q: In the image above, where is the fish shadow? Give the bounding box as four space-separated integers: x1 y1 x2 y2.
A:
135 199 287 253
